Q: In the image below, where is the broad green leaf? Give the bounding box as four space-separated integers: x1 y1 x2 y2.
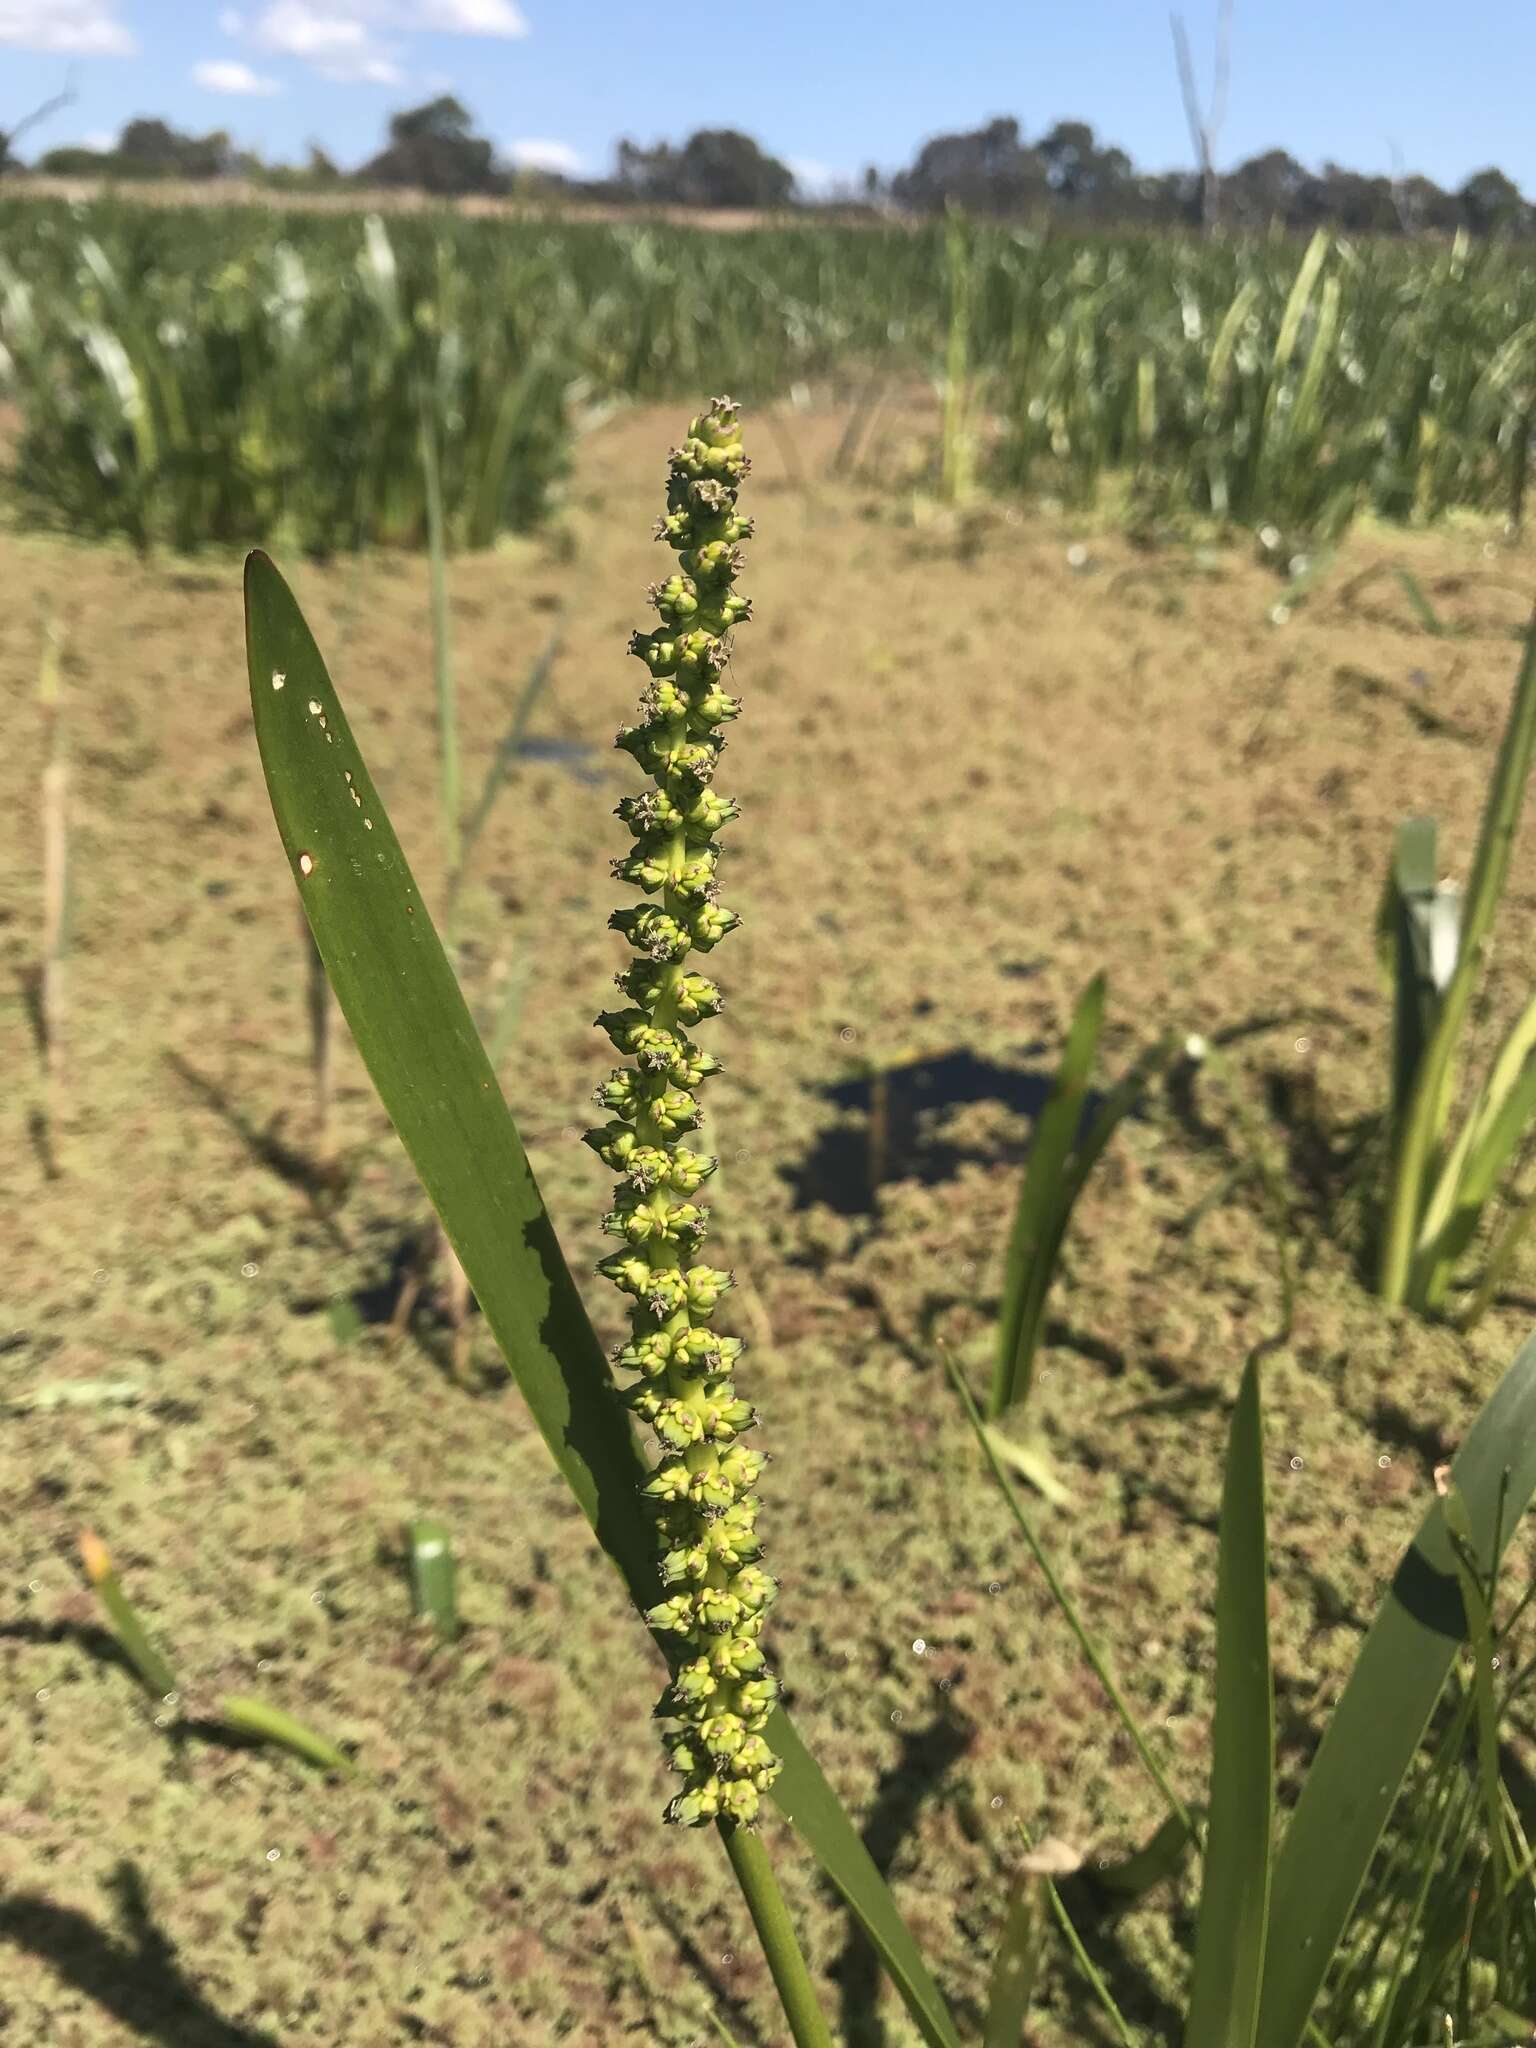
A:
1185 1355 1274 2048
1256 1328 1536 2048
983 1875 1046 2048
243 552 962 2048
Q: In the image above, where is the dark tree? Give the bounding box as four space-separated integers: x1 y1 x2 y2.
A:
889 116 1047 215
115 119 237 180
361 96 503 196
1458 166 1528 236
616 129 795 209
1036 120 1133 212
1222 148 1310 228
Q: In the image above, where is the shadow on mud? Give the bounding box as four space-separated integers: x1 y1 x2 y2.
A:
781 1045 1080 1217
0 1861 281 2048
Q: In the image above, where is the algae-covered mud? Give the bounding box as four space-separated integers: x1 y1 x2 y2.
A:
4 404 1535 2044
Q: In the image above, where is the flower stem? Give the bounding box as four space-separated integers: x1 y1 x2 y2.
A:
720 1824 836 2048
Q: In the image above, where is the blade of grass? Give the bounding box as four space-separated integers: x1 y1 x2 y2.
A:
244 551 963 2048
1184 1353 1274 2048
990 974 1105 1418
1255 1326 1536 2048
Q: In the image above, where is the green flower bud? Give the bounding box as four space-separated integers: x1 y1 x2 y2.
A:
731 1735 780 1787
620 967 723 1023
735 1675 780 1721
700 1710 747 1760
673 1658 718 1702
710 1635 766 1680
717 1779 763 1826
718 1443 765 1490
689 903 740 951
684 1265 733 1315
588 399 778 1829
646 1591 697 1634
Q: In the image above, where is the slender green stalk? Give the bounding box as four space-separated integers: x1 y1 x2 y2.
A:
721 1826 835 2048
1023 1842 1137 2048
949 1354 1191 1831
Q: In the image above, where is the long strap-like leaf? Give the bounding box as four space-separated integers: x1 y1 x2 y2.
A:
990 974 1105 1418
1255 1327 1536 2048
244 552 962 2048
1184 1355 1274 2048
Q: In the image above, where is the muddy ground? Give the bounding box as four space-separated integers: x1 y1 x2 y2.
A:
3 402 1536 2046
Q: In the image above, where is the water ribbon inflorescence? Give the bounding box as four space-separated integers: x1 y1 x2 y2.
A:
587 398 781 1827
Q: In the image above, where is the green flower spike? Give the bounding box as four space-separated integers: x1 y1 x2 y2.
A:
588 396 780 1829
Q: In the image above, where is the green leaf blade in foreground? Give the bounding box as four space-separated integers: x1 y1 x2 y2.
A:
1255 1328 1536 2048
1184 1354 1274 2048
243 552 962 2048
990 973 1105 1418
245 550 656 1605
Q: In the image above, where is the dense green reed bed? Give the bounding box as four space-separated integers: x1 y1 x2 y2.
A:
3 197 1536 551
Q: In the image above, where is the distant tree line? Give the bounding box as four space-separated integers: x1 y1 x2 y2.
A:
4 92 1532 238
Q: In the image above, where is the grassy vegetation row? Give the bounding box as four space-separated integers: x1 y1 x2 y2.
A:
4 197 1536 551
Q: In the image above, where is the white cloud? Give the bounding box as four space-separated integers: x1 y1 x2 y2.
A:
250 1 402 82
194 58 282 95
505 137 581 175
788 157 843 197
0 0 135 55
414 0 525 31
243 0 525 82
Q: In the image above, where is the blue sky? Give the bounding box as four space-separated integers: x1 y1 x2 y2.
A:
2 1 1530 194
